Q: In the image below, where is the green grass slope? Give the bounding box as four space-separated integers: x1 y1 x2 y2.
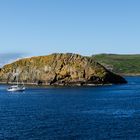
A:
92 54 140 75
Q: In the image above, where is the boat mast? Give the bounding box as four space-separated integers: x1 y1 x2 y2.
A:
17 75 18 85
16 73 19 86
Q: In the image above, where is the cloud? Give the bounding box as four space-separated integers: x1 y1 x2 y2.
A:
0 53 27 67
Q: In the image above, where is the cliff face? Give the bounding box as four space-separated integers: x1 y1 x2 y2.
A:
0 53 127 86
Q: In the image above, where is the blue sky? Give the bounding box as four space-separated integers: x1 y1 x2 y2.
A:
0 0 140 56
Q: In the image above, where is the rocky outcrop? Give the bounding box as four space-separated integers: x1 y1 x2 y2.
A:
0 53 127 86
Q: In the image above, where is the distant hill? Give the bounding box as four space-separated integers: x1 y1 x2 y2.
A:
0 53 126 86
0 53 25 67
92 54 140 75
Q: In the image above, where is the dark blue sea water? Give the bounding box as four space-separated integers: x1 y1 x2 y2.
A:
0 77 140 140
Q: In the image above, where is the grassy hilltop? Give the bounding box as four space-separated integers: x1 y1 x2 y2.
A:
92 54 140 75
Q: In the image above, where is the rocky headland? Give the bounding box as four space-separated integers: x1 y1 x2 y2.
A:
0 53 127 86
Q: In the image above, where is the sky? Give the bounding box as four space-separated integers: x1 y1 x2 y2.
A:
0 0 140 57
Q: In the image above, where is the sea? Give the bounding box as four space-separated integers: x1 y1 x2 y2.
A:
0 77 140 140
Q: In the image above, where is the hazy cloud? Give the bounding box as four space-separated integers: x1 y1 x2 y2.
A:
0 53 27 67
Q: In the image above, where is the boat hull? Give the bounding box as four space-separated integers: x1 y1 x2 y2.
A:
7 87 25 92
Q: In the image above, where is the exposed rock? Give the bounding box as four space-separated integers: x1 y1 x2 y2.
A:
0 53 127 86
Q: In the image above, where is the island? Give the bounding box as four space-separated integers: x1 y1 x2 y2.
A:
0 53 127 86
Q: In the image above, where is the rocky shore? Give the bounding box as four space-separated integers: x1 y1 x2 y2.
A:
0 53 127 86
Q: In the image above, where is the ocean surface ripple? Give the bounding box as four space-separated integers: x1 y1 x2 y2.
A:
0 77 140 140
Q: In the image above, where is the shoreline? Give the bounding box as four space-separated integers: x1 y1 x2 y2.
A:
0 82 113 88
121 74 140 77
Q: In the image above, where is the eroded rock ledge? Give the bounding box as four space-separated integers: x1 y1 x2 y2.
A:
0 53 127 86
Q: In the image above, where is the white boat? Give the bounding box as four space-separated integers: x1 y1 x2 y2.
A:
7 85 25 92
7 73 26 92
